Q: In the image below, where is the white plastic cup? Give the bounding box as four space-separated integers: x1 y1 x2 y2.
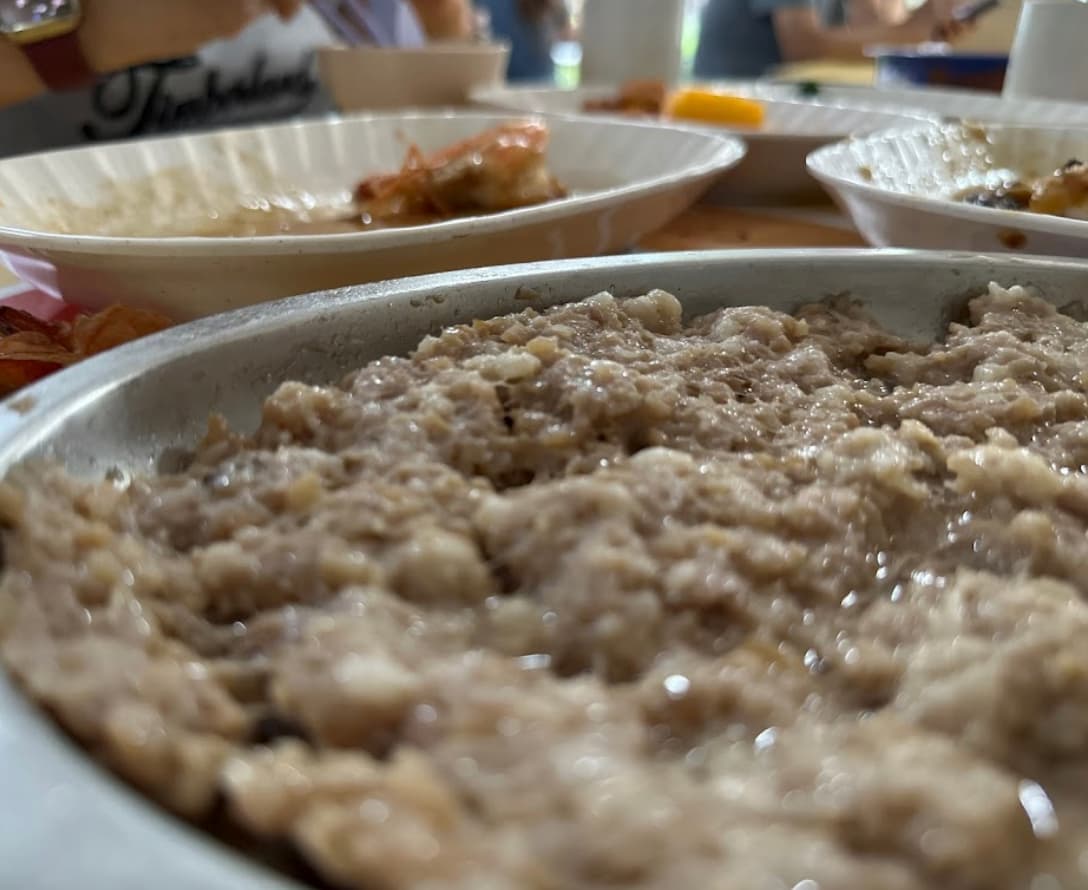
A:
579 0 685 86
1004 0 1088 101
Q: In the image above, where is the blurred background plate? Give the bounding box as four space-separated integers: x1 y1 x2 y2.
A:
475 78 1088 130
741 80 1088 127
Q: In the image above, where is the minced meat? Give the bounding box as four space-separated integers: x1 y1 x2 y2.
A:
3 283 1088 889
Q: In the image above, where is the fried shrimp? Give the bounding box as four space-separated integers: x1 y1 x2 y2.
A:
353 121 567 226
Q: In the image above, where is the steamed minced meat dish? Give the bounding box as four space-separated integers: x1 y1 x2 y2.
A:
957 158 1088 219
7 285 1088 888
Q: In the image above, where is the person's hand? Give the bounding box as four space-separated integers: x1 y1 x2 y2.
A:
936 9 978 42
80 0 305 74
891 0 956 43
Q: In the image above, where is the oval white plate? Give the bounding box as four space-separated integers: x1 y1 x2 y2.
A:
471 84 932 204
0 111 744 319
520 79 1088 129
749 81 1088 127
808 122 1088 258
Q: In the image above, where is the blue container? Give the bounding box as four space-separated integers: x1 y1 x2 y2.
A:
869 45 1009 93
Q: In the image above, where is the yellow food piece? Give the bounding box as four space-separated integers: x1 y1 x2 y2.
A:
665 89 766 129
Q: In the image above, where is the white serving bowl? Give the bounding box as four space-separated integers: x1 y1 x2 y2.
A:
0 111 744 319
808 122 1088 257
318 42 510 111
472 83 933 204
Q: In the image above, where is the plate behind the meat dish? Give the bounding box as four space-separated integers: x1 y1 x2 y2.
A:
748 81 1088 128
0 112 743 319
471 84 934 204
808 122 1088 258
5 249 1088 890
472 81 1088 131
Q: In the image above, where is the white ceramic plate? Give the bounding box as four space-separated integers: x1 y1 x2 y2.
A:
471 84 932 204
808 122 1088 257
531 79 1088 130
0 111 743 319
778 83 1088 127
720 80 1088 128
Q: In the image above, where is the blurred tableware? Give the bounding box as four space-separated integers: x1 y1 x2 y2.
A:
867 43 1009 92
473 83 932 203
318 42 510 110
0 111 744 319
1004 0 1088 101
808 121 1088 257
580 0 685 86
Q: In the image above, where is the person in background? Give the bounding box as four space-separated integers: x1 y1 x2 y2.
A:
475 0 570 81
0 0 473 157
693 0 969 78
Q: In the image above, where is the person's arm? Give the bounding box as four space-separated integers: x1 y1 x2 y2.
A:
0 34 41 108
0 0 302 110
551 0 576 40
408 0 475 39
772 0 952 62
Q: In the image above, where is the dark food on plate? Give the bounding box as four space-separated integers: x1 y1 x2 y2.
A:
0 305 172 398
957 158 1088 218
7 285 1088 888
